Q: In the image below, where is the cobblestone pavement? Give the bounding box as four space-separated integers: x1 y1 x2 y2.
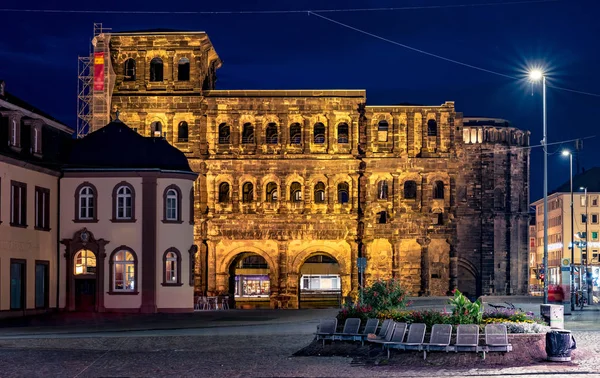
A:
1 305 600 377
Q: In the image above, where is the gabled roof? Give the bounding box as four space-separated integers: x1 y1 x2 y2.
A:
552 167 600 193
64 120 193 173
0 89 69 127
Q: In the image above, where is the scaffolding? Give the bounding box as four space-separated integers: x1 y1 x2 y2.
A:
76 23 112 138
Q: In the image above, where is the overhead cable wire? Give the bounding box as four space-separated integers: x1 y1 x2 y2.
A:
308 11 600 99
0 0 561 14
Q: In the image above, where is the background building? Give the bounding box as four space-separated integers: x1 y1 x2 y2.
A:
0 80 73 318
78 28 531 308
531 168 600 299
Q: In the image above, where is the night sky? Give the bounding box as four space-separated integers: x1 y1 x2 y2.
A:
1 0 599 202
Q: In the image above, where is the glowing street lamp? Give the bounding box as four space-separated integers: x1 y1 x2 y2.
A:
562 149 575 311
530 68 549 304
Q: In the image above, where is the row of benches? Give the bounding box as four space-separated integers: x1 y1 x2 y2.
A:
316 318 512 360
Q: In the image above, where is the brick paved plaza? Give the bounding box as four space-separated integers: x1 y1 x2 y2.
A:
1 305 600 377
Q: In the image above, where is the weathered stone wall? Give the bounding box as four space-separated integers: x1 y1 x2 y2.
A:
96 32 530 306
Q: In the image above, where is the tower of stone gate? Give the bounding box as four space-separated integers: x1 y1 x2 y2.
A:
86 29 530 307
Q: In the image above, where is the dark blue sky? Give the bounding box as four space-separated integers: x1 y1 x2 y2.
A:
1 0 599 202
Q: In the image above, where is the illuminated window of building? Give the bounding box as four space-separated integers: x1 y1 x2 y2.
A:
301 275 340 291
377 120 389 142
338 182 349 204
290 182 302 202
111 250 136 292
218 182 230 203
241 123 254 144
427 119 438 136
242 182 253 203
150 57 163 82
163 249 181 285
377 180 388 200
592 232 598 241
289 123 301 144
313 123 325 144
266 123 278 144
581 195 587 207
177 57 190 81
151 121 162 137
218 123 230 144
123 58 136 81
314 182 326 204
337 123 349 144
463 128 470 143
74 250 96 275
234 255 270 298
266 182 278 202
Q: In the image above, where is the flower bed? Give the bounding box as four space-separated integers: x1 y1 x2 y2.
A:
337 283 548 333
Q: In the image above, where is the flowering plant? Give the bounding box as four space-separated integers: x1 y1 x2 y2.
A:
336 303 373 323
360 278 408 313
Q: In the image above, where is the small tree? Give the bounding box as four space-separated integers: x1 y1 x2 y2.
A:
361 278 408 313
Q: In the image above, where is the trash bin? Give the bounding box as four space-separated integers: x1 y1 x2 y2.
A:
546 330 576 362
540 304 564 329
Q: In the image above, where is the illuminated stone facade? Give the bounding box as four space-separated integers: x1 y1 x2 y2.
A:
91 30 530 307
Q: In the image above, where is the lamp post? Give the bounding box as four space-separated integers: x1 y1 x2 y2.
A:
530 69 549 304
580 186 589 305
563 149 575 311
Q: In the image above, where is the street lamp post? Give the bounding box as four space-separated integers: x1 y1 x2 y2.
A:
580 186 589 305
563 150 575 311
530 69 549 304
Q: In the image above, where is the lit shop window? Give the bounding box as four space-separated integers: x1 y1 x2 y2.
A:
300 275 340 291
234 275 270 298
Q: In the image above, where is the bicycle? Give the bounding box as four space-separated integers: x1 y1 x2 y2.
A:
577 291 587 310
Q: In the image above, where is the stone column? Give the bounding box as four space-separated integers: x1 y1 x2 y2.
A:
303 117 311 153
327 113 335 154
350 173 359 214
166 50 175 89
326 174 334 213
277 241 289 308
279 114 288 156
255 118 263 155
138 112 147 136
166 112 175 144
391 116 399 155
348 239 359 298
447 237 458 295
392 173 400 214
137 50 146 88
194 111 208 155
231 114 240 147
391 240 399 278
231 176 240 213
207 239 218 295
350 114 359 155
418 237 431 296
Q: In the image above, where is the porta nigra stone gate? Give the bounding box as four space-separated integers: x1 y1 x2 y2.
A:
89 30 530 308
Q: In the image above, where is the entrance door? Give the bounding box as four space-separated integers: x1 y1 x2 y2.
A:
75 279 96 311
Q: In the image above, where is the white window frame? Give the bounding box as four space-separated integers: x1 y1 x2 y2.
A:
116 186 132 219
113 250 135 292
10 184 23 224
33 128 39 153
79 186 94 220
35 189 48 229
166 189 178 220
165 252 177 283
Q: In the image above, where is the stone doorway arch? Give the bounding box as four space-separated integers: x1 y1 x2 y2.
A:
60 228 109 312
226 252 273 309
457 258 481 299
298 252 342 309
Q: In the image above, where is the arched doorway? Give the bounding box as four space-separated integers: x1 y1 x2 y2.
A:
458 258 480 300
228 253 271 309
73 250 97 311
60 228 108 312
299 253 341 308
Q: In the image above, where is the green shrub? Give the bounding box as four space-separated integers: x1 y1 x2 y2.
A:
361 278 408 313
449 289 482 324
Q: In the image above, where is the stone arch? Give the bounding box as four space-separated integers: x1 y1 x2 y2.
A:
239 114 256 126
291 244 350 276
262 114 280 125
218 245 278 276
147 115 167 138
457 257 480 298
214 114 232 127
310 114 329 126
287 114 305 125
371 113 393 124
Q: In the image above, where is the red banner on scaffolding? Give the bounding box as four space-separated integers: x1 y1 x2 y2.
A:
93 52 105 91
